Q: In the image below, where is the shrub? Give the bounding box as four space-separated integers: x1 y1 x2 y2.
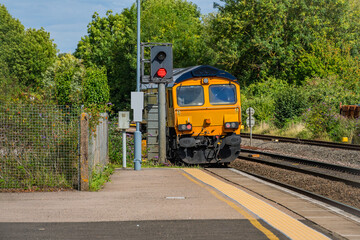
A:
303 102 338 139
42 54 84 105
273 87 307 128
329 117 360 143
82 67 110 105
108 119 134 167
241 77 288 123
242 95 275 124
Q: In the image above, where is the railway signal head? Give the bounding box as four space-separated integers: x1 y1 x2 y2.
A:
150 45 173 81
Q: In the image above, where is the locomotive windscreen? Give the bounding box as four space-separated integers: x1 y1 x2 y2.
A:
177 86 204 106
209 84 236 105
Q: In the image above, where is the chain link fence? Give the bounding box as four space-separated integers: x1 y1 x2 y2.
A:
0 104 81 190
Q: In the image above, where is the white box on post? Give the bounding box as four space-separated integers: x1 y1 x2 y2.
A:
118 111 130 130
118 111 130 168
131 92 144 122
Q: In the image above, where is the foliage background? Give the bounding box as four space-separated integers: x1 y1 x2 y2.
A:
1 0 360 142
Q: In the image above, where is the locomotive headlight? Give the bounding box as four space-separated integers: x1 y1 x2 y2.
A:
202 78 209 84
224 122 239 129
178 124 192 131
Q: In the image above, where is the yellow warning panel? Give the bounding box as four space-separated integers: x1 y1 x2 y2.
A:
183 168 330 240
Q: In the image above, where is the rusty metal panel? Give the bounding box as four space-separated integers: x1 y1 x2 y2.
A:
340 105 360 119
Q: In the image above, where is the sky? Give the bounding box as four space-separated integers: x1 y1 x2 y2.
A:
1 0 218 54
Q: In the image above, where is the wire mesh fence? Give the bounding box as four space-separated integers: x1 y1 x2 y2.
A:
0 104 81 190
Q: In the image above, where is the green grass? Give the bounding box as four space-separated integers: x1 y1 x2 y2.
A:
243 119 360 143
90 164 116 191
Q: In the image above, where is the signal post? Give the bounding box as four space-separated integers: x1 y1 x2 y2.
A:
141 43 173 164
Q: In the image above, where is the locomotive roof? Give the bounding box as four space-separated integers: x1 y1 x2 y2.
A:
141 65 237 90
168 65 237 87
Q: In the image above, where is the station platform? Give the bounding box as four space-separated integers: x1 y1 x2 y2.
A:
0 168 359 239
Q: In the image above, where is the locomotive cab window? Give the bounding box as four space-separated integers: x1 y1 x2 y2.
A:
177 85 204 106
209 84 236 105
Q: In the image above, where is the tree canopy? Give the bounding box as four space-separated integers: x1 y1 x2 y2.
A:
0 4 57 96
75 0 209 109
208 0 360 85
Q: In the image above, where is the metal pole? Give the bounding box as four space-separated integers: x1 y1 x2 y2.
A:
134 0 142 170
158 83 166 164
249 111 252 146
122 130 127 168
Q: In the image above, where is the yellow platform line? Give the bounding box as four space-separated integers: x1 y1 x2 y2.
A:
182 172 279 240
183 168 330 240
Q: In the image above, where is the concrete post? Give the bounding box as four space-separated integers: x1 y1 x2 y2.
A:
158 83 166 164
80 113 89 191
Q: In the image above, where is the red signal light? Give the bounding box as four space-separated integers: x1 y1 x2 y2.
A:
157 68 167 78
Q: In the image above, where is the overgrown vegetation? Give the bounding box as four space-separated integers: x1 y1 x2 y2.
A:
0 105 80 189
90 164 115 191
108 120 135 168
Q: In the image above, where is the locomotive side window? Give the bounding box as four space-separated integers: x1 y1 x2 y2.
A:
177 86 204 106
209 84 236 105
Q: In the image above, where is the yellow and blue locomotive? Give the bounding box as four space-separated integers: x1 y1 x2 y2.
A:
165 65 242 165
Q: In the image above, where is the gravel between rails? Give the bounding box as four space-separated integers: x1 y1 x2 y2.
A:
230 138 360 209
240 138 360 169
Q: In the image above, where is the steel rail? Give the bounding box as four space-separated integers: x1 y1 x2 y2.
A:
239 149 360 188
204 168 360 218
240 133 360 151
241 149 360 175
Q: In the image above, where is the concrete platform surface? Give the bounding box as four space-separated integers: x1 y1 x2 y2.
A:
0 168 245 223
2 168 351 240
1 168 295 240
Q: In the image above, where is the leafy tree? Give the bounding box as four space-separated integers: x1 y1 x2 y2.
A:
75 0 209 110
82 67 110 105
13 28 57 88
0 4 57 93
75 10 136 109
208 0 360 85
0 4 24 59
296 39 360 84
0 4 24 101
42 54 85 105
141 0 209 67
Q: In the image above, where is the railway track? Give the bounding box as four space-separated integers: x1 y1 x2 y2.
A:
240 133 360 151
238 149 360 187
